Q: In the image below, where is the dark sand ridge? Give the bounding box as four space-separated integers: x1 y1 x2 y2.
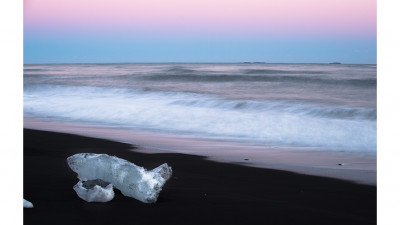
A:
24 116 376 185
24 129 376 225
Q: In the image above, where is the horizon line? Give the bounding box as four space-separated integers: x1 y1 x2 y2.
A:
23 61 377 65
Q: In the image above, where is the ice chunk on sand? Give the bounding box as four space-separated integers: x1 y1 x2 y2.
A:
73 179 115 202
23 199 34 208
67 153 172 203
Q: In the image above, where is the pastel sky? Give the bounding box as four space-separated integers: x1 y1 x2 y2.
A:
24 0 376 64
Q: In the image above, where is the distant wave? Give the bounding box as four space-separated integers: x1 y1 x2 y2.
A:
138 74 376 87
242 69 323 75
165 66 198 74
24 74 50 78
24 68 46 72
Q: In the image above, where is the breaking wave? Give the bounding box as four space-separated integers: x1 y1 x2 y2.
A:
24 84 376 151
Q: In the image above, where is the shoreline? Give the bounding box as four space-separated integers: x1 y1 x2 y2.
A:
24 116 376 185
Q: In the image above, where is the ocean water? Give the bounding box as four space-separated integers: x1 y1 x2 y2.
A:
23 63 377 152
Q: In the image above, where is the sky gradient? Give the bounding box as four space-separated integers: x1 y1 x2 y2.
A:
24 0 377 64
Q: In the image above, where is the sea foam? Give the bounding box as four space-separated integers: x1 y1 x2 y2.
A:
24 84 376 152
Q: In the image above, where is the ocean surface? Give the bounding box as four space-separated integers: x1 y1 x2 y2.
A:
23 63 377 152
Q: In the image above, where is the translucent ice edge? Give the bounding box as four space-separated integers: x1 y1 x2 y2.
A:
73 179 115 203
67 153 172 203
23 199 34 208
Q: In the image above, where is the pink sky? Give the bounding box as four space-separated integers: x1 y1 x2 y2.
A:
24 0 376 38
23 0 377 63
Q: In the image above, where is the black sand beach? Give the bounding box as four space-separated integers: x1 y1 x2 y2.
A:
24 129 376 225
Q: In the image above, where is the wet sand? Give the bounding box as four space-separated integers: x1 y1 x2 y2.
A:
24 116 376 185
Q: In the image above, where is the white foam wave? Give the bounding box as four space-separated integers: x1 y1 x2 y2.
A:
24 85 376 152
